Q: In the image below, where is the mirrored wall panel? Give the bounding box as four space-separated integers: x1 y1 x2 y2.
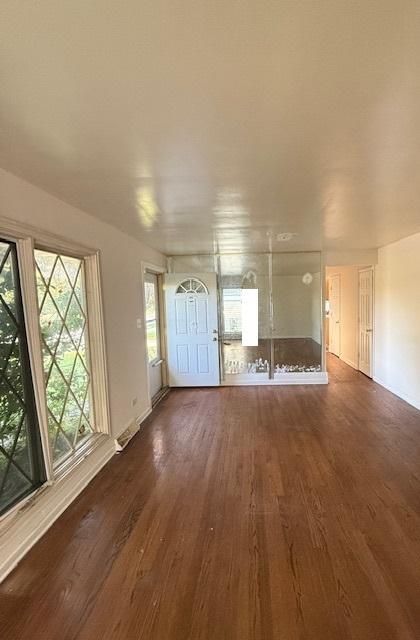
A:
272 253 322 374
168 251 323 382
219 254 270 379
169 255 216 273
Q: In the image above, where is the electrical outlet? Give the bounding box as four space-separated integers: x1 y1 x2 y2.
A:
136 318 142 329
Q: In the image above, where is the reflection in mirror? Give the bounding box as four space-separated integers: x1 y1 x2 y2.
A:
272 253 322 374
220 254 270 377
169 251 323 380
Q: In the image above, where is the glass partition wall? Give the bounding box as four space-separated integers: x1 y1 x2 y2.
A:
220 254 271 379
168 252 323 382
271 253 322 377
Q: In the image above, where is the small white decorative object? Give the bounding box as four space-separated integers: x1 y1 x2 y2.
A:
302 272 313 286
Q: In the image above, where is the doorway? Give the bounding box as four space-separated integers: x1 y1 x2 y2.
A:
164 273 220 386
144 270 167 403
326 266 374 378
358 267 374 377
328 274 341 357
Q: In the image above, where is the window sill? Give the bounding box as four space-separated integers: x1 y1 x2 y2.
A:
0 433 110 532
53 433 107 482
0 434 115 582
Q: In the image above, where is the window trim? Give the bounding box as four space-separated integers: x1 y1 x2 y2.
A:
144 276 161 365
0 215 111 502
141 261 168 408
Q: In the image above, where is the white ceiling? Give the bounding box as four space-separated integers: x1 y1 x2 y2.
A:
1 1 420 255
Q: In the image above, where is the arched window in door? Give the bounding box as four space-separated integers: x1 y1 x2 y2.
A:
175 278 208 294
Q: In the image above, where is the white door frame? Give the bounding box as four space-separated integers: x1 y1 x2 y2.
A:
141 261 167 408
328 273 341 357
358 266 374 377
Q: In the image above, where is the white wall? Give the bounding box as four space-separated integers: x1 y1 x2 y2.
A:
374 233 420 410
326 266 359 369
0 168 165 437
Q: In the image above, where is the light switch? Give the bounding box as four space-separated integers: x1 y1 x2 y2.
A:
136 318 142 329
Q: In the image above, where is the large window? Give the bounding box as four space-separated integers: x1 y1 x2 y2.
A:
35 250 94 467
0 228 109 519
0 241 45 515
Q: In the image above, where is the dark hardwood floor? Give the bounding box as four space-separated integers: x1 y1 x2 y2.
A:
2 355 420 639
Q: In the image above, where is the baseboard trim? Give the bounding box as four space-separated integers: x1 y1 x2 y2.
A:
373 377 420 411
222 372 328 386
340 356 358 370
0 436 115 583
137 405 153 424
115 406 153 453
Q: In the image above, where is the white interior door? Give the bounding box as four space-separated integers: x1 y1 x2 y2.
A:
329 274 341 357
358 267 373 377
164 273 220 386
144 272 163 399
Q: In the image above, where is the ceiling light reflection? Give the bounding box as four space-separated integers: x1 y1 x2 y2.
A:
136 186 159 230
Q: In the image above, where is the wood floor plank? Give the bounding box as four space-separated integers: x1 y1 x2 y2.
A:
2 355 420 639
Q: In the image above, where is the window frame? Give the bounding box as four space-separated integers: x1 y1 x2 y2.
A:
141 262 168 409
34 248 99 471
144 276 161 365
221 287 243 339
0 216 111 518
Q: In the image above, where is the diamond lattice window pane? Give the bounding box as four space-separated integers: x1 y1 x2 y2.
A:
0 241 45 515
35 250 95 467
1 462 32 508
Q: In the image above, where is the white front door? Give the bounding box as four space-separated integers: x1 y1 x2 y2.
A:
164 273 220 386
358 267 373 377
329 274 341 357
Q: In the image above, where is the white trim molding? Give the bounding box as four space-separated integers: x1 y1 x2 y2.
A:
141 260 168 407
340 356 358 370
84 253 111 436
222 372 328 386
0 214 96 257
0 436 115 582
373 377 420 412
17 237 54 479
114 405 153 452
